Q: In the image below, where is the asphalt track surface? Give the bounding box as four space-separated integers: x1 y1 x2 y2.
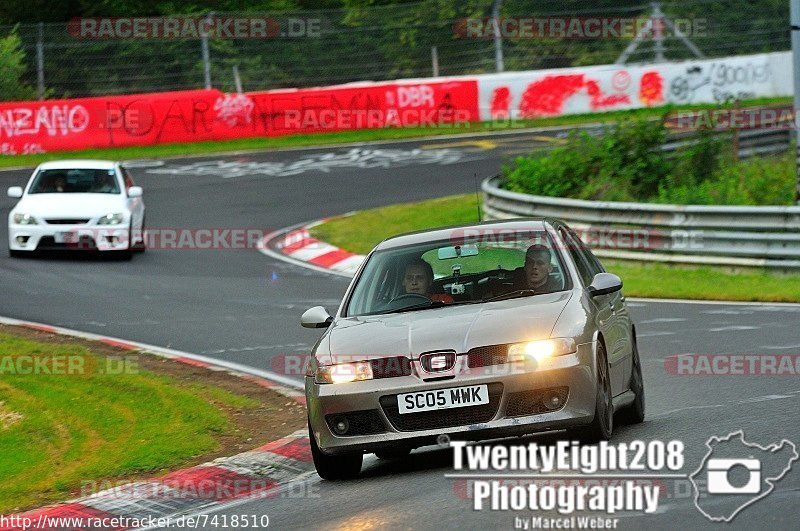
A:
1 130 798 530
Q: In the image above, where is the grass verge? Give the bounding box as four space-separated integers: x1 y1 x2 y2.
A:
0 96 789 169
0 325 306 513
309 194 800 303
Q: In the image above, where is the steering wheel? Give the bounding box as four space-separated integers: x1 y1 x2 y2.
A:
388 293 430 305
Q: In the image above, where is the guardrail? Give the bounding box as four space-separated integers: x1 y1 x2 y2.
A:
662 128 792 160
482 175 800 269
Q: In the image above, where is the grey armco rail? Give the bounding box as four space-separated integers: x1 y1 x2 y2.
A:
482 175 800 269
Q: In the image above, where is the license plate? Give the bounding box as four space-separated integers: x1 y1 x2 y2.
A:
54 231 78 244
398 384 489 414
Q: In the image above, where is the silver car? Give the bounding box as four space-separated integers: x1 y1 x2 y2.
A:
301 219 644 479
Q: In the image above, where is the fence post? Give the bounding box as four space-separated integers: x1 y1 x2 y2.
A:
201 13 212 89
431 46 439 77
652 2 666 62
233 65 243 93
792 0 800 203
492 0 504 72
36 22 45 100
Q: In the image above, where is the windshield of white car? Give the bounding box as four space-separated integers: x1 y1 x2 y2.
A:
28 169 121 194
344 230 570 317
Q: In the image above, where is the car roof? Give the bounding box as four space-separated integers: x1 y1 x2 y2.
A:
373 218 559 251
36 160 118 171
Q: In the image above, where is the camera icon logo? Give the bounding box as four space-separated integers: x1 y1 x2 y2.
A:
690 431 798 522
706 458 761 494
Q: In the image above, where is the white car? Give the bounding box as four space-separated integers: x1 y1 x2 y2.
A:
7 160 145 258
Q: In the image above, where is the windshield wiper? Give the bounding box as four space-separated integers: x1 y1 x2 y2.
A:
384 299 445 314
483 289 537 302
382 299 483 315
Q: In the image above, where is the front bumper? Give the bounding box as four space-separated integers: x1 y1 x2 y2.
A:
9 224 131 252
307 342 597 455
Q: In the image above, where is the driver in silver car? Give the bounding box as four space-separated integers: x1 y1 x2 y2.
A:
403 258 453 303
512 244 562 294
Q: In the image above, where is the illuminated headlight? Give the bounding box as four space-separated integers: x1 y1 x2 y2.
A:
12 213 38 225
98 213 124 225
507 338 577 362
315 361 374 384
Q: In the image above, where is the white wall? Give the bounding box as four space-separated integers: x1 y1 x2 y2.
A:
475 52 791 120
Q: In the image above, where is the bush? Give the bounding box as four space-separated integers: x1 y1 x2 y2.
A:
656 151 795 206
502 116 795 206
0 29 36 101
504 117 671 202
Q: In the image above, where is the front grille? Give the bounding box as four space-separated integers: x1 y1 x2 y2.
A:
35 236 97 251
380 383 503 432
45 218 90 224
325 410 386 436
370 356 412 379
468 344 508 368
506 386 569 417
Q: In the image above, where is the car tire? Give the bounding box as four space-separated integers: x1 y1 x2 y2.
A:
374 448 412 460
617 333 645 425
308 422 362 480
570 341 613 443
132 217 146 252
8 249 23 258
115 249 133 261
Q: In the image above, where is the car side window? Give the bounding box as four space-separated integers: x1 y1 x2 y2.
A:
568 228 605 277
121 167 135 190
559 227 593 286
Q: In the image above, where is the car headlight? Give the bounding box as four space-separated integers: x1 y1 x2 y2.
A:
507 338 577 362
98 213 124 225
315 361 374 384
12 213 38 225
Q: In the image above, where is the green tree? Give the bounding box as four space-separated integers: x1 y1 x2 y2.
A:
0 30 37 101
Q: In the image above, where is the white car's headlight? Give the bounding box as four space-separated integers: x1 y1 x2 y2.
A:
98 213 124 225
12 213 38 225
507 338 577 362
315 361 374 384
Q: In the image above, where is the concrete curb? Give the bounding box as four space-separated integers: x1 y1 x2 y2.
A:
259 220 366 279
0 317 313 531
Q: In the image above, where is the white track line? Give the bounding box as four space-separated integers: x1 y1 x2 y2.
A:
0 315 304 390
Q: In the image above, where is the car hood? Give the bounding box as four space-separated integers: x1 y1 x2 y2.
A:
320 291 573 362
14 194 127 218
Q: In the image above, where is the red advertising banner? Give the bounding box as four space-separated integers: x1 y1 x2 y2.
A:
0 80 479 155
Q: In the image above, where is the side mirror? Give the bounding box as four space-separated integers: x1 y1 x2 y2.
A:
301 306 333 328
7 186 22 198
128 186 143 198
587 272 623 297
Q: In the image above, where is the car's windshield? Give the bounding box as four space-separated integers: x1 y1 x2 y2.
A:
28 168 120 194
345 229 570 317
